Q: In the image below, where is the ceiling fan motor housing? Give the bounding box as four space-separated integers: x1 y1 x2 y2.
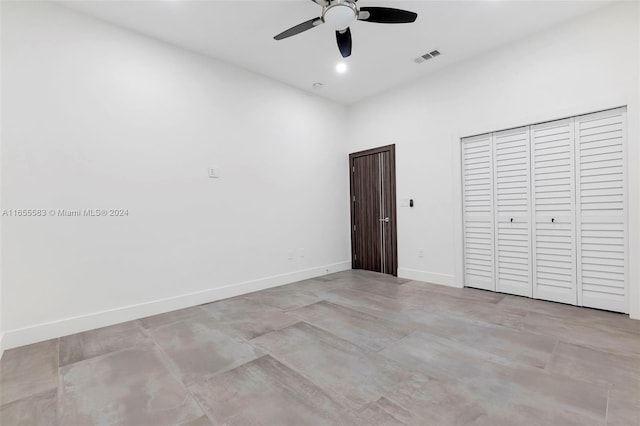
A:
323 0 358 31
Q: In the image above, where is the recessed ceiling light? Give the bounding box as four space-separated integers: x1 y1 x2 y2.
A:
312 82 324 89
336 63 348 74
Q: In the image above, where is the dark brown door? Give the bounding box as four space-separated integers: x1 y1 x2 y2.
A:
349 145 397 276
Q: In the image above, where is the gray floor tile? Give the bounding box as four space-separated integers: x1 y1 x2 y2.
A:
346 269 393 279
357 397 411 425
0 339 58 406
200 297 299 340
282 278 348 298
379 331 608 424
288 300 412 352
306 271 354 282
386 369 605 426
352 270 411 285
382 373 489 426
404 280 506 304
329 276 411 300
222 310 299 340
546 342 640 396
148 315 263 385
413 315 558 369
504 367 609 423
468 404 604 426
59 320 151 367
0 389 57 426
2 270 638 425
241 286 323 310
606 394 640 426
189 354 356 426
331 282 526 329
409 291 528 329
610 388 640 406
324 287 418 320
200 297 279 318
58 344 203 425
138 306 205 330
519 311 640 356
251 322 411 410
357 403 406 425
379 330 503 380
180 415 213 426
499 295 640 335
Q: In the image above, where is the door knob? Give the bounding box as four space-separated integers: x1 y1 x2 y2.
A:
510 218 514 223
380 217 390 223
551 218 555 223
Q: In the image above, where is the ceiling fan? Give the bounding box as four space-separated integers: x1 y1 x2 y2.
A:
273 0 418 58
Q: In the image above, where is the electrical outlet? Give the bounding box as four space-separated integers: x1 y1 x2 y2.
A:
299 248 305 259
287 251 294 260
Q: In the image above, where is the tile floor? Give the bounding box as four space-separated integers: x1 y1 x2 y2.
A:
1 270 639 425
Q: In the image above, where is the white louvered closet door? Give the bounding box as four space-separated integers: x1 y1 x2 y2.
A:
531 119 576 305
575 107 628 313
493 127 532 297
462 133 495 291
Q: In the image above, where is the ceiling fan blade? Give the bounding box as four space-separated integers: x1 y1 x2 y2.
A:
358 7 417 24
310 0 329 6
336 27 352 58
274 17 323 40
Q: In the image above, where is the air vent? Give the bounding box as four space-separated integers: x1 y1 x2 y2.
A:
416 50 441 63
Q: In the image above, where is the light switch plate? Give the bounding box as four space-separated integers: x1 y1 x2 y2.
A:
400 198 409 207
208 168 220 178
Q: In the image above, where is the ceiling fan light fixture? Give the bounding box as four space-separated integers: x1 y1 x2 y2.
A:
323 2 357 31
273 1 418 59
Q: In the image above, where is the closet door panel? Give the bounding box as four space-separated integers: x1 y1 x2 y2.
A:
493 127 532 297
531 118 576 305
462 133 495 291
576 108 628 313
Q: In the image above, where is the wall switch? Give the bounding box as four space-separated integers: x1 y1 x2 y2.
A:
287 251 294 260
418 248 424 258
400 198 409 207
208 168 220 178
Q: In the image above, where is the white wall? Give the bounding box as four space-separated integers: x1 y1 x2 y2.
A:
0 0 4 357
347 2 640 318
0 1 351 348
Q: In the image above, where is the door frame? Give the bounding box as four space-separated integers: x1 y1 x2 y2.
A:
349 144 398 276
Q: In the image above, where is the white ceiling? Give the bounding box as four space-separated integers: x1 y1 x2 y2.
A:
60 0 613 105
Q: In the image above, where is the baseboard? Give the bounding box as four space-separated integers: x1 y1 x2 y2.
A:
398 268 460 288
0 333 4 360
2 261 351 350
